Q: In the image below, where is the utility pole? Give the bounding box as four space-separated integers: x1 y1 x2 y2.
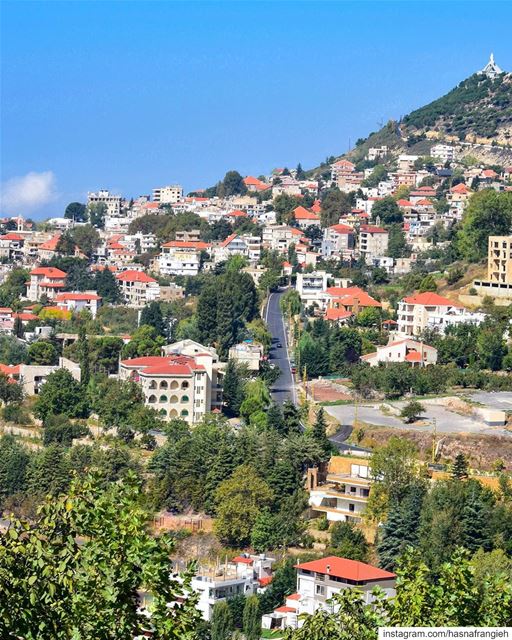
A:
431 417 437 464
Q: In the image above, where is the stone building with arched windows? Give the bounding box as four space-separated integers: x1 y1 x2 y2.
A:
119 341 224 424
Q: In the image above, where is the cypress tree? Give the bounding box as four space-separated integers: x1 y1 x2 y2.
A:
13 316 24 339
197 285 218 345
266 402 285 434
461 482 493 553
140 301 166 337
216 290 236 359
77 326 90 387
282 400 301 435
243 595 261 640
312 408 331 460
211 600 233 640
222 360 244 416
377 502 408 570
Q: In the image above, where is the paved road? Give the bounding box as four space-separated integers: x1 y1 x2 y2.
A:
265 289 294 406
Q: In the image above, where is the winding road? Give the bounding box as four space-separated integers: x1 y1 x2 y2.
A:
264 289 295 406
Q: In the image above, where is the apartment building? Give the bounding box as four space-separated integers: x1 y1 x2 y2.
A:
87 190 123 217
157 240 210 276
1 358 81 396
307 456 372 525
26 266 67 301
431 144 455 162
397 292 464 336
262 556 395 631
262 225 304 252
358 225 388 261
295 271 329 306
214 234 261 264
367 146 388 161
152 184 183 204
361 338 438 366
293 206 320 229
447 182 471 220
321 224 355 258
121 233 158 254
473 235 512 298
193 554 273 621
115 269 160 306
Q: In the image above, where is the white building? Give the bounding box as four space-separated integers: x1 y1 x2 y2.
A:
193 554 273 621
87 190 123 217
214 234 261 264
55 292 102 318
321 224 355 258
116 270 160 307
397 292 464 337
361 338 438 367
262 556 395 632
262 225 304 252
367 146 388 161
295 271 329 306
26 266 67 301
157 240 210 277
358 225 388 261
152 185 183 205
426 308 486 334
431 144 455 163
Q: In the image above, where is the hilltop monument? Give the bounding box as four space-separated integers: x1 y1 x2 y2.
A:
479 53 503 79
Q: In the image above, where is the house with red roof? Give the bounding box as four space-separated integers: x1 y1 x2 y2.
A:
397 291 464 336
262 555 395 631
447 182 471 220
26 267 67 302
116 269 160 307
157 240 211 277
325 286 381 315
214 233 261 264
243 176 270 192
292 206 320 229
262 224 304 253
361 338 437 367
37 233 63 261
55 292 102 318
321 223 355 258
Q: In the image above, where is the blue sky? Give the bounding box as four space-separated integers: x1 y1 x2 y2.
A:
2 1 512 219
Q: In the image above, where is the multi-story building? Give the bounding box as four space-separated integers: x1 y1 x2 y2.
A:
321 224 355 258
193 554 274 621
446 182 471 220
431 144 455 163
367 146 388 161
87 190 123 217
214 234 261 264
307 456 372 525
55 292 102 318
121 233 158 254
152 184 183 204
397 292 464 336
295 271 329 306
120 339 223 423
1 358 81 396
262 225 304 252
473 235 512 298
228 342 263 371
262 555 395 631
293 206 320 229
397 154 418 172
115 269 160 306
361 338 438 366
324 286 381 315
426 307 486 333
358 225 388 261
26 266 67 301
157 240 210 276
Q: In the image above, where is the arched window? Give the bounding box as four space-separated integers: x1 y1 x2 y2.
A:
159 395 168 403
170 380 179 390
160 380 168 389
181 381 189 389
170 395 179 404
149 380 157 389
148 395 157 404
169 409 178 418
181 409 189 417
181 395 189 403
159 409 167 417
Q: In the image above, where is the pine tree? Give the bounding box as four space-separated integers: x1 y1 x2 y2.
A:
312 408 331 460
139 301 166 337
216 290 236 359
94 268 123 304
461 482 493 553
268 460 300 498
222 360 244 416
211 601 233 640
295 163 306 181
197 285 218 345
77 325 90 388
251 509 278 553
266 402 285 434
282 400 301 435
13 316 24 339
452 453 469 480
243 595 261 640
377 502 408 570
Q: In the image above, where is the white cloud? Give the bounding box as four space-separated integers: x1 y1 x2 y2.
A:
0 171 58 213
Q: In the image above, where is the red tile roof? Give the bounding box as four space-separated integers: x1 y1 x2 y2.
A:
287 593 301 600
295 556 395 582
258 576 273 586
30 267 67 278
233 556 254 565
39 234 62 251
228 209 249 218
116 270 156 284
274 606 297 613
405 350 422 362
329 223 353 234
161 241 210 249
0 364 20 376
220 233 238 248
326 286 381 308
0 233 24 241
397 199 413 207
360 224 387 234
293 206 319 221
39 282 66 288
451 183 470 194
325 308 353 321
56 292 102 301
402 292 463 307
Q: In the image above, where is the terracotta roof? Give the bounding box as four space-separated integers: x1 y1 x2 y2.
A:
326 286 381 308
116 270 156 284
13 312 38 321
360 224 387 234
233 556 254 565
295 556 395 582
311 200 321 214
30 267 67 278
220 233 238 248
141 364 199 376
274 606 297 613
293 206 319 221
451 183 470 194
397 199 413 207
415 198 433 206
161 240 210 249
329 223 353 234
287 593 301 600
39 234 61 251
258 576 273 587
405 350 422 362
402 292 463 307
228 209 249 218
325 308 353 321
290 228 304 236
39 282 65 288
0 233 24 241
56 292 102 301
0 364 20 376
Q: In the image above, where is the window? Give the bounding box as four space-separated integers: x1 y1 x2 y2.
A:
316 585 325 596
160 380 168 389
148 395 157 404
181 395 189 403
159 395 168 403
349 504 355 512
170 395 178 404
149 380 157 389
181 409 189 417
170 380 179 390
181 381 189 389
159 409 167 417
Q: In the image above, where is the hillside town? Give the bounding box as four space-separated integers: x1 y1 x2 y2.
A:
2 15 512 638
